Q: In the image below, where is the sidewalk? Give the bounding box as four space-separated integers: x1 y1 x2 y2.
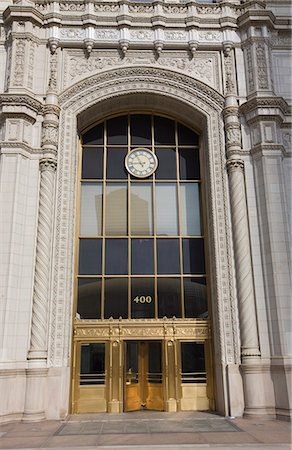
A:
0 411 291 450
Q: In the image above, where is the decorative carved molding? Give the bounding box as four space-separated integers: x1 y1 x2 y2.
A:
94 3 119 12
0 94 43 114
225 125 242 148
128 4 154 13
63 52 219 91
59 2 85 11
256 43 269 89
41 125 59 147
59 28 85 40
226 158 244 172
224 51 235 94
13 39 25 86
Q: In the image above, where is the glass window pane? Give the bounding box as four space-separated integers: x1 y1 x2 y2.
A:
178 123 199 146
80 183 102 236
107 116 128 145
80 343 105 385
184 278 208 318
157 239 180 274
182 238 205 274
181 342 206 383
106 147 128 179
131 278 155 318
83 123 104 145
180 183 201 236
105 183 127 235
154 116 175 145
179 149 200 180
158 278 182 318
82 148 103 179
156 183 178 236
79 239 102 275
131 239 154 275
104 278 128 318
130 183 153 235
105 239 128 275
131 115 151 146
77 278 101 319
155 148 177 180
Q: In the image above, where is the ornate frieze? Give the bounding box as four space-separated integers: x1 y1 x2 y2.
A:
256 43 269 89
41 125 59 147
95 29 119 41
59 28 85 40
13 39 25 86
59 2 85 11
63 51 219 91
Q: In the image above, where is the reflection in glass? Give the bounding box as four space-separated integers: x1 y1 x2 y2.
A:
82 148 103 179
130 184 153 235
131 278 155 318
180 183 201 236
77 278 101 319
157 239 180 274
178 123 199 146
105 183 127 235
80 343 105 385
126 342 138 382
182 238 205 274
105 239 128 275
104 278 128 318
83 123 103 145
79 239 102 275
154 116 175 145
131 114 151 146
131 239 154 274
148 342 162 383
184 278 208 318
107 116 128 145
179 149 200 180
80 183 102 236
106 147 128 179
155 148 177 180
158 278 182 318
156 183 178 236
181 342 206 383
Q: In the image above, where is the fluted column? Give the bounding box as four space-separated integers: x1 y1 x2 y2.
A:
28 158 57 360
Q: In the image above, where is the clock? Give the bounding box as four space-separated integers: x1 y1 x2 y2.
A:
125 148 158 178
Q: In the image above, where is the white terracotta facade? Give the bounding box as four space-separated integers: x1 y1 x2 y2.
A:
0 0 291 422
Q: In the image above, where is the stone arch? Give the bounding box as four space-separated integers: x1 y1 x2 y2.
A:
50 66 241 416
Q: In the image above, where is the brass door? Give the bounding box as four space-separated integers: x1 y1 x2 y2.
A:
124 341 163 412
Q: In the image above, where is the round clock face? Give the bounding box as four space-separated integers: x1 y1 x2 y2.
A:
125 148 158 178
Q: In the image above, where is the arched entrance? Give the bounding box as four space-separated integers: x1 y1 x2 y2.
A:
71 112 213 413
51 67 241 418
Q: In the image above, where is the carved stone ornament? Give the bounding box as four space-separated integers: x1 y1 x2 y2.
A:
256 43 269 90
59 2 85 11
42 125 59 147
39 158 57 172
13 39 25 86
225 126 241 147
226 158 244 172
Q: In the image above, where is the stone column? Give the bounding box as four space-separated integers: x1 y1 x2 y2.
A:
27 158 57 360
223 46 266 416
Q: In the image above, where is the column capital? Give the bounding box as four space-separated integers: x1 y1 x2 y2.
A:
39 158 57 172
227 158 244 172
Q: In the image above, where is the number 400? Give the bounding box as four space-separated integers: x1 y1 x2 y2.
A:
133 296 152 303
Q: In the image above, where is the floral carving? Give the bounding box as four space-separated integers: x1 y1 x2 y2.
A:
59 28 85 40
163 5 187 14
256 43 268 89
198 31 221 42
94 3 119 12
95 29 119 40
59 2 85 11
13 39 25 86
164 31 187 41
128 4 154 13
42 125 59 147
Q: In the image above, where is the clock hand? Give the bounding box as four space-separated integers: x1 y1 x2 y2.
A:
136 155 145 167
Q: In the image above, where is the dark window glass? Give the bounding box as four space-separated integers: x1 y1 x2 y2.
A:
157 239 180 274
131 239 154 275
104 278 128 318
158 278 182 318
106 147 128 179
181 342 206 383
80 343 105 385
131 278 155 318
77 278 101 319
83 124 104 145
82 148 103 179
184 278 208 318
178 123 199 146
107 116 128 145
179 149 200 180
126 342 138 383
105 239 128 275
154 117 175 145
155 148 177 180
131 115 151 146
79 239 102 275
182 238 205 274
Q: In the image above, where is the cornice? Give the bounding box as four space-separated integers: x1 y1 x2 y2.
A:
239 96 289 117
0 93 44 115
3 5 44 27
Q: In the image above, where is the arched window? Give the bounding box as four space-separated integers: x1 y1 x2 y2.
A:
76 114 208 320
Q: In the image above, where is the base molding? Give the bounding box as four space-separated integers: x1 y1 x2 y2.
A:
0 412 23 424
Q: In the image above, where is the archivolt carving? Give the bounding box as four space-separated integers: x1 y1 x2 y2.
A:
50 66 238 368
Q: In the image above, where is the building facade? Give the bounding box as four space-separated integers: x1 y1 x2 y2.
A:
0 0 291 422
